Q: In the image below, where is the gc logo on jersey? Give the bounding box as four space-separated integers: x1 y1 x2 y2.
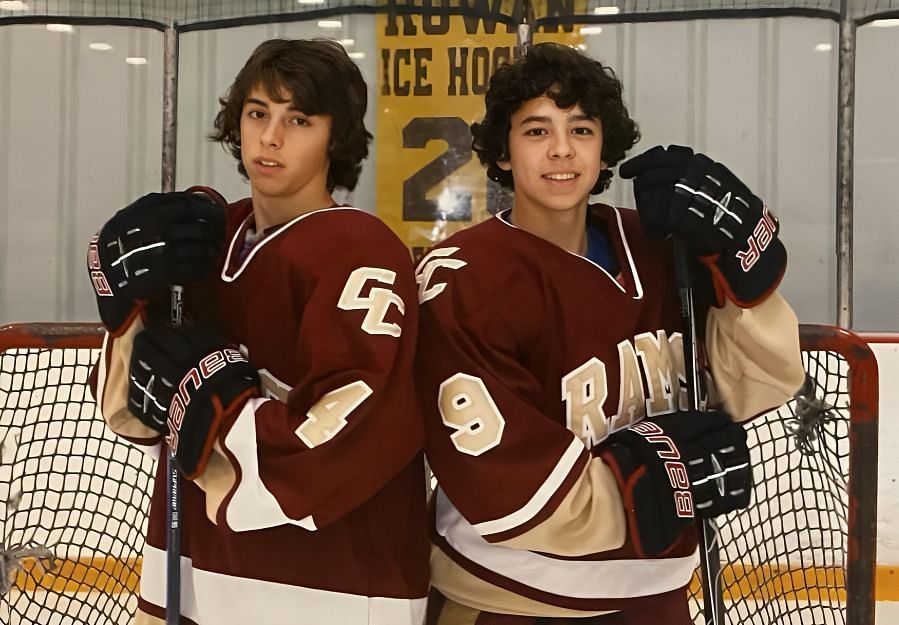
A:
415 247 467 304
338 267 406 337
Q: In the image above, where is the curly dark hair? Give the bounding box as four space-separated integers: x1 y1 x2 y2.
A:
210 38 372 192
471 42 640 195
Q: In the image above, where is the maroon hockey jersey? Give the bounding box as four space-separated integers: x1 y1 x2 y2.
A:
415 204 802 617
94 197 429 625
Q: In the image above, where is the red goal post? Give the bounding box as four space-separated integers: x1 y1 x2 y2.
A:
0 322 879 625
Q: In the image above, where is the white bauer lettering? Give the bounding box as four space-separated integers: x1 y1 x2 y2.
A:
87 235 113 296
628 420 694 519
736 205 778 272
166 348 247 452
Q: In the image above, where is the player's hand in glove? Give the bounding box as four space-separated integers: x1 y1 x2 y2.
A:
597 410 752 557
86 191 225 335
128 325 259 479
618 145 786 307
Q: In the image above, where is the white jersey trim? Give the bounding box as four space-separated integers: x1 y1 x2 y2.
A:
471 436 584 536
436 490 699 599
221 397 317 532
221 206 368 283
141 545 427 625
609 205 645 301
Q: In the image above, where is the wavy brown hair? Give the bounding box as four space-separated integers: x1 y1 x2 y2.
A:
471 42 639 195
210 38 372 192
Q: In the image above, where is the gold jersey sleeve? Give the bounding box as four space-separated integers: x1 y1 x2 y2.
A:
93 317 163 446
706 291 805 422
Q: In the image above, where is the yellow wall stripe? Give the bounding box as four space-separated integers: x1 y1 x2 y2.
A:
687 565 847 602
13 558 899 603
14 556 141 594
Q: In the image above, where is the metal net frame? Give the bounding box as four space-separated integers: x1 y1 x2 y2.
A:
2 0 899 26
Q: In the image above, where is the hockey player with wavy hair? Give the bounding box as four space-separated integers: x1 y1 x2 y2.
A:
87 39 428 625
415 42 805 624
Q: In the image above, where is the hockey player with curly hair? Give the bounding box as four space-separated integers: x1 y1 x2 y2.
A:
415 42 805 625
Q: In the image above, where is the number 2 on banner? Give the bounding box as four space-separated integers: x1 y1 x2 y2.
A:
403 117 472 222
400 117 511 231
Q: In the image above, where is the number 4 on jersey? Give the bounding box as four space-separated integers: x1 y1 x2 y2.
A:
293 266 405 449
296 381 373 448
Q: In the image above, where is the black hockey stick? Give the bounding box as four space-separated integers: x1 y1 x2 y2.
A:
673 239 726 625
166 286 183 625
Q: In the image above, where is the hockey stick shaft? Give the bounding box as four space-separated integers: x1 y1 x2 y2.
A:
166 285 183 625
672 240 725 625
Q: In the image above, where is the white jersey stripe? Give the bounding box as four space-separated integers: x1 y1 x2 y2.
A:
471 436 585 536
140 545 426 625
436 490 699 599
140 547 201 623
221 397 317 532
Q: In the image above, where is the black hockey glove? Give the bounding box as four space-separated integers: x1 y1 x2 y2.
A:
598 410 752 557
129 325 259 479
87 192 225 335
619 145 787 307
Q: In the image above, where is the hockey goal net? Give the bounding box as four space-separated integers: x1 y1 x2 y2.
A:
687 324 878 625
0 323 879 625
0 324 154 625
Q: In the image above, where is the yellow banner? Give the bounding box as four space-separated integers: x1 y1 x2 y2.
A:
374 1 587 256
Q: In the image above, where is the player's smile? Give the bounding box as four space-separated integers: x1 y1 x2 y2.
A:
542 171 580 185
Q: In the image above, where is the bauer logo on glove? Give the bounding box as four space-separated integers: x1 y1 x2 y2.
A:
87 234 114 297
128 325 260 478
86 192 226 335
733 205 778 273
627 420 695 519
620 145 788 307
598 410 752 557
166 346 251 454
